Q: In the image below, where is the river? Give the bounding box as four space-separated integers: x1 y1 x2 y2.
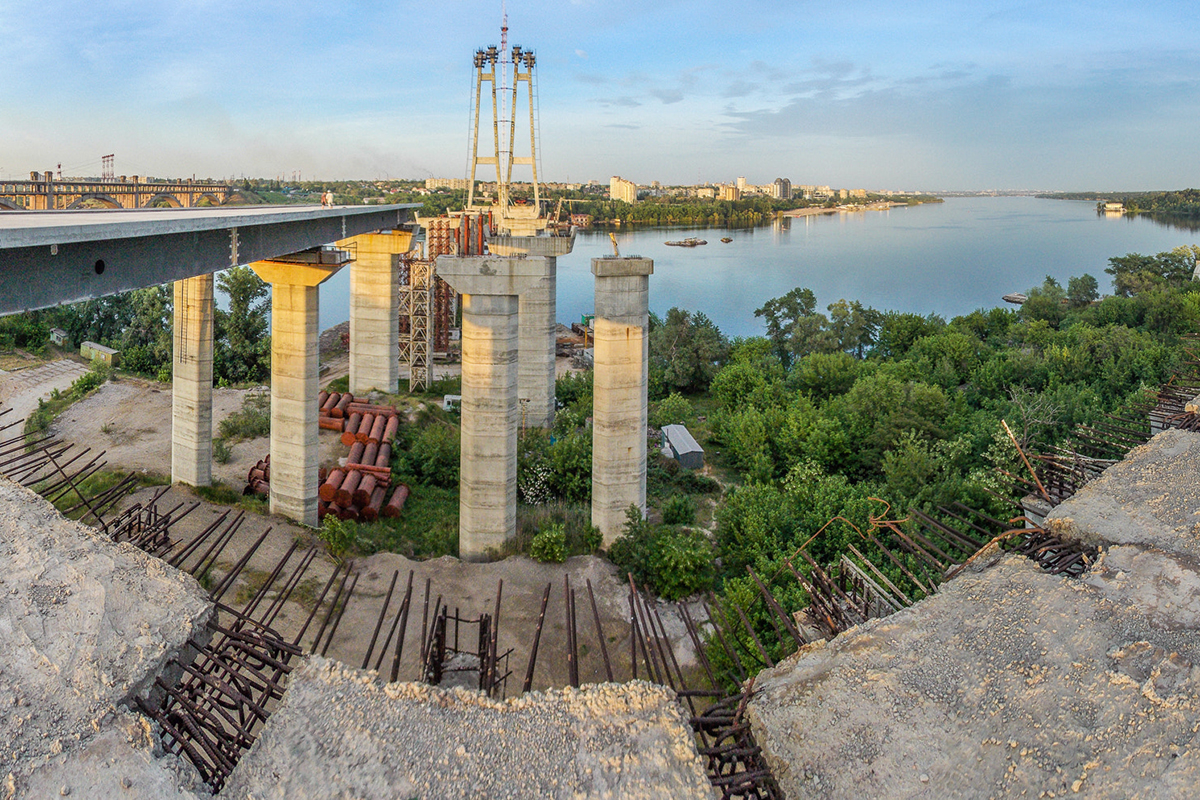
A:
314 197 1198 339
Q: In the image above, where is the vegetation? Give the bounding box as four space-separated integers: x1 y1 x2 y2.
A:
217 392 271 442
530 523 568 563
24 362 111 438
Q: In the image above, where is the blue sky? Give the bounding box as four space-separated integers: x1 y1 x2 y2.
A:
2 0 1197 190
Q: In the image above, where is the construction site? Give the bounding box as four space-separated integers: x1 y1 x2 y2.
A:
6 19 1200 800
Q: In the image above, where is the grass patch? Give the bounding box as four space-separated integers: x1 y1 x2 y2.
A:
233 567 273 606
353 483 459 558
325 375 349 393
218 391 270 442
194 481 269 515
511 502 601 559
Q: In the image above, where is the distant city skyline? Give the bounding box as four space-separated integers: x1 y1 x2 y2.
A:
2 1 1198 191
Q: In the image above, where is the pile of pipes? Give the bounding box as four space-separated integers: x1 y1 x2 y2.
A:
317 390 409 522
318 391 399 440
244 454 329 498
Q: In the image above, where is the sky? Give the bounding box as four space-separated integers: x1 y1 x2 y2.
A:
2 0 1198 191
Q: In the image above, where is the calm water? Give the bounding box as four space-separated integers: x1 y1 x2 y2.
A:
314 197 1198 339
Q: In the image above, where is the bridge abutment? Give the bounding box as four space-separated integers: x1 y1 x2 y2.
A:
590 257 653 544
252 257 347 528
171 274 214 487
343 231 412 395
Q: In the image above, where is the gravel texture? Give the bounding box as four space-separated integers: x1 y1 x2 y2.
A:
0 477 213 791
8 709 210 800
220 657 715 800
747 548 1200 799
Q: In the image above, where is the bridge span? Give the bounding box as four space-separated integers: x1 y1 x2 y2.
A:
1 172 235 210
1 204 419 527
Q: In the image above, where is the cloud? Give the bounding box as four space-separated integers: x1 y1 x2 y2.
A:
574 73 607 85
575 49 588 59
597 96 642 107
650 88 684 104
722 80 758 98
606 123 641 129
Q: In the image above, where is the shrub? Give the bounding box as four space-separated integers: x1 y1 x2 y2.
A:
404 423 460 487
661 494 696 525
608 505 714 600
212 438 232 464
219 392 271 441
650 393 694 429
318 515 356 559
548 432 592 503
530 524 567 563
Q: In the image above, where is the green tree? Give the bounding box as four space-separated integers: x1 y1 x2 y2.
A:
214 266 270 384
1066 274 1100 308
649 308 728 394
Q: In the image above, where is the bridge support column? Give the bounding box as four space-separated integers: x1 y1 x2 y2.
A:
591 257 654 544
252 258 346 528
171 274 214 487
436 256 544 560
518 257 557 428
343 231 411 395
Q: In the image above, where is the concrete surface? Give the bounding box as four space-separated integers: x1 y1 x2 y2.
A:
1045 427 1200 563
171 274 214 487
9 709 211 800
747 549 1200 800
252 259 344 528
345 231 410 395
518 256 557 429
0 477 212 789
590 257 653 543
221 657 714 800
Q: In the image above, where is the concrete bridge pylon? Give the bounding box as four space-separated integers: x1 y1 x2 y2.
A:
251 251 352 528
590 256 654 544
435 254 549 560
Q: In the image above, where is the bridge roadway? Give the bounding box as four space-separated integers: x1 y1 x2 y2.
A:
0 204 418 316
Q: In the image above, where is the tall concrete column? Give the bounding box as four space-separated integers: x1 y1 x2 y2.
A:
252 258 346 528
459 293 520 556
488 234 575 429
342 230 412 395
591 257 654 544
518 257 556 428
171 274 214 486
437 255 545 560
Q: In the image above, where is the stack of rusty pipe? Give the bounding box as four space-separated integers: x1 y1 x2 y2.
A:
243 454 327 497
316 390 409 523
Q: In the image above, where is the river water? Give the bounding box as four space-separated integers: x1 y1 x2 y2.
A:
315 197 1198 339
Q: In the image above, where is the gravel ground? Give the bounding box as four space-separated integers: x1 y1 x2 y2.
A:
0 477 212 795
221 657 714 800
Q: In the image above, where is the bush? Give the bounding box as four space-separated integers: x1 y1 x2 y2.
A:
530 524 567 563
318 515 356 559
650 393 694 429
661 494 696 525
548 432 592 503
608 505 714 600
403 423 460 487
212 438 232 464
219 392 271 441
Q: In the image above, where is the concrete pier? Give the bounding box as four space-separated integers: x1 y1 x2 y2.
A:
252 257 346 527
590 257 653 543
487 234 575 429
343 230 411 395
171 274 214 486
436 255 546 559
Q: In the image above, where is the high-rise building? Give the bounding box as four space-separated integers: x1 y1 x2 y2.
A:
610 176 638 204
774 178 791 200
736 176 747 192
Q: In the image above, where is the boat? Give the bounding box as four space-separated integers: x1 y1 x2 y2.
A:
720 237 732 243
665 237 708 247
